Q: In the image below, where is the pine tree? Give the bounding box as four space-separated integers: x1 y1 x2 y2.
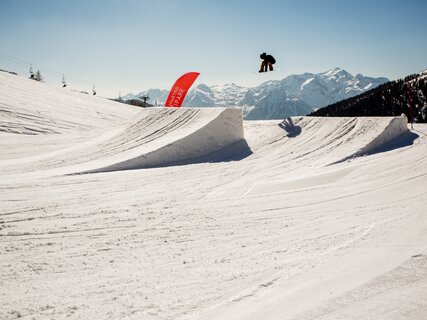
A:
34 70 43 82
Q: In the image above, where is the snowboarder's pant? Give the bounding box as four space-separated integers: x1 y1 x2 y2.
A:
260 61 274 72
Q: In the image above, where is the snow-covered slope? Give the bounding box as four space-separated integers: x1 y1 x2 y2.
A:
1 71 427 320
0 73 137 135
125 68 388 120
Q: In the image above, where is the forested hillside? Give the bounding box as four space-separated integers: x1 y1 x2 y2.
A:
310 70 427 122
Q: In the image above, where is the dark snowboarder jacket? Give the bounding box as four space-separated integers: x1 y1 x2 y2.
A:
260 53 276 64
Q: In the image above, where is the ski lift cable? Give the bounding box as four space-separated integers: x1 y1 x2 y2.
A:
0 52 30 68
0 52 111 93
0 52 79 81
0 52 63 77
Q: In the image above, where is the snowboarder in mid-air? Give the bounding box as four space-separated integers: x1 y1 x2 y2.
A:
259 52 276 72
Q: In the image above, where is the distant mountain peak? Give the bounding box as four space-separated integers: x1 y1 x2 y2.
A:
324 66 343 74
322 67 353 81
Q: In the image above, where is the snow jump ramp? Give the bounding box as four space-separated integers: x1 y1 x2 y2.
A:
81 107 247 173
0 108 247 177
272 115 412 167
1 107 248 178
14 108 244 175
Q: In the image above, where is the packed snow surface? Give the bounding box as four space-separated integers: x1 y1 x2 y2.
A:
1 71 427 320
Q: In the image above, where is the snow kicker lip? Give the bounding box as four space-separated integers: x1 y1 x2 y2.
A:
76 107 248 174
328 115 412 165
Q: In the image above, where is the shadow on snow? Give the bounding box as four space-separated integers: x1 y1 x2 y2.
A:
278 117 302 138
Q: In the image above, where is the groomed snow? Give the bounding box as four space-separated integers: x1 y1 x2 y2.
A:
1 71 427 320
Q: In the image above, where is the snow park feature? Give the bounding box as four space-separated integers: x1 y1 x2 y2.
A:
165 72 200 107
0 106 246 178
1 70 427 320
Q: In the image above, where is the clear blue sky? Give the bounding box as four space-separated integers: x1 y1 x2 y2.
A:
1 0 426 97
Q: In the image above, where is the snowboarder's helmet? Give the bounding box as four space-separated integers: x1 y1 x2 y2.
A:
260 52 267 59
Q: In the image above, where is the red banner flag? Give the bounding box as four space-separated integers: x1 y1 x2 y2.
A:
165 72 200 107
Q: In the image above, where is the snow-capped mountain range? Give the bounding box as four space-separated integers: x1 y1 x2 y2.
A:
123 68 389 120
